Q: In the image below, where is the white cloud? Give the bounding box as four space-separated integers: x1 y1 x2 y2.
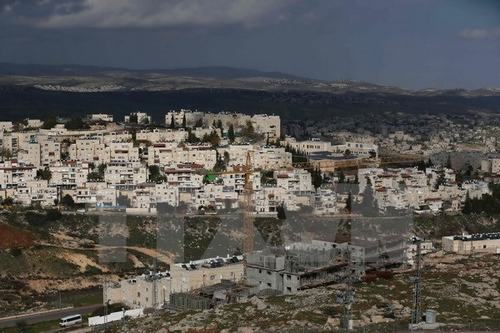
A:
33 0 295 28
459 27 500 40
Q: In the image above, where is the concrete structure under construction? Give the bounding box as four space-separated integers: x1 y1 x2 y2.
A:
246 240 365 295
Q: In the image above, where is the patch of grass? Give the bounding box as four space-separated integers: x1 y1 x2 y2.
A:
1 319 61 333
293 310 328 325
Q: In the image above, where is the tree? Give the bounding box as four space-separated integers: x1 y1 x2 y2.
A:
202 131 220 147
65 117 89 130
213 156 226 172
223 151 230 164
36 167 52 181
345 192 352 213
170 115 176 129
445 154 452 169
61 194 75 208
310 167 323 190
128 114 138 124
2 197 14 206
186 129 200 144
416 160 427 172
182 114 187 128
88 164 106 182
277 204 287 220
216 120 224 136
228 124 236 143
338 170 346 183
195 118 203 128
42 116 58 129
0 148 12 160
149 165 167 183
434 172 446 190
241 120 259 141
355 177 379 216
462 191 473 215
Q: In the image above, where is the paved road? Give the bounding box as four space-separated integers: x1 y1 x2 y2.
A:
0 304 101 329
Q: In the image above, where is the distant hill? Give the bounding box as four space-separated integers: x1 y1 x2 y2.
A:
0 63 303 80
1 63 500 122
2 85 500 122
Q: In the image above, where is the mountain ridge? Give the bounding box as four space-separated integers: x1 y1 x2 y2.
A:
0 62 499 97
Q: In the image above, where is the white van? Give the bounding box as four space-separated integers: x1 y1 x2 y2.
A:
59 314 82 327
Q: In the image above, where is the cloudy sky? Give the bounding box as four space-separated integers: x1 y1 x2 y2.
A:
1 0 500 89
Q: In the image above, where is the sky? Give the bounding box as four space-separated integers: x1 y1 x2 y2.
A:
1 0 500 89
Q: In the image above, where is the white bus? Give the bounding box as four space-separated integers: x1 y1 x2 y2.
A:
59 314 82 327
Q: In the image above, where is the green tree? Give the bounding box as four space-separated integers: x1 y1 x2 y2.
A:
186 129 200 144
42 116 58 129
149 165 167 183
310 167 323 190
0 148 12 160
277 204 287 220
182 114 187 128
195 118 203 127
202 131 220 147
2 197 14 206
65 117 89 130
345 192 352 213
445 154 452 169
338 170 346 183
128 114 138 124
36 167 52 181
228 124 236 143
170 115 176 129
61 194 75 208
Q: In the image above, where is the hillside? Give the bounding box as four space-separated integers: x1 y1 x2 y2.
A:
2 86 500 122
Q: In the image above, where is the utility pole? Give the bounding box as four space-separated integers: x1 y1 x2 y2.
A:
410 238 422 329
341 248 355 332
103 275 108 332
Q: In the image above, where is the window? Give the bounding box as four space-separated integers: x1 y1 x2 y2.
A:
267 283 272 287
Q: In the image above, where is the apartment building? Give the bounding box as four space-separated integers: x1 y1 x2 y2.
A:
14 180 58 206
106 255 244 309
442 233 500 255
136 129 187 143
170 256 245 293
124 112 152 124
104 160 147 187
252 147 292 170
106 272 172 309
89 113 114 122
0 161 37 189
